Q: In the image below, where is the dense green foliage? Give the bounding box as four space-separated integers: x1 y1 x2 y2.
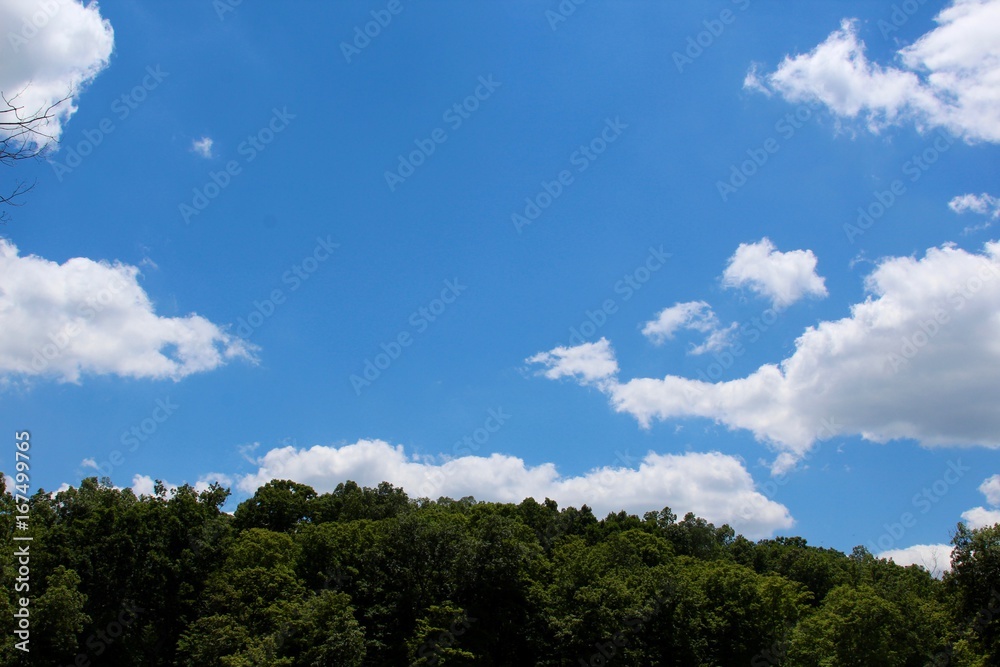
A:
2 476 998 666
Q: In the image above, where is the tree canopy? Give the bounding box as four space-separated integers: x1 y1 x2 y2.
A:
1 476 997 665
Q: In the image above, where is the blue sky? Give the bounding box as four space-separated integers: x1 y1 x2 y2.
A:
2 0 999 573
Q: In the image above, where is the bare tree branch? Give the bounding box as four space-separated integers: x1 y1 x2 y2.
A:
0 86 69 222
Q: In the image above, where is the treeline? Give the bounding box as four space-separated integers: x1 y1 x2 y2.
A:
1 476 998 666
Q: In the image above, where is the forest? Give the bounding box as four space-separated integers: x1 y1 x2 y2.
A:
2 476 999 666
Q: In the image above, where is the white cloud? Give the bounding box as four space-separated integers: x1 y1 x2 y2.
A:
979 473 1000 505
0 238 255 383
950 193 1000 218
960 473 1000 528
689 323 739 355
194 472 232 493
0 0 114 145
879 543 953 578
236 439 794 539
191 136 214 159
642 302 737 355
722 238 827 309
961 506 1000 529
748 0 1000 143
131 474 160 497
642 301 717 342
80 457 97 470
532 242 1000 473
526 337 618 385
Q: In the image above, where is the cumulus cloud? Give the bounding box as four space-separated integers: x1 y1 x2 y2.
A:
879 543 953 578
747 0 1000 142
129 472 229 497
526 337 618 385
950 193 1000 218
0 239 255 383
722 238 827 309
960 473 1000 528
130 473 160 497
643 301 718 343
951 193 1000 234
642 301 738 355
961 506 1000 528
235 439 794 539
979 473 1000 505
0 0 115 145
531 242 1000 473
191 136 214 159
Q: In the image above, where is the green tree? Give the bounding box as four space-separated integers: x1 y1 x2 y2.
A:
786 584 908 666
233 479 318 533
